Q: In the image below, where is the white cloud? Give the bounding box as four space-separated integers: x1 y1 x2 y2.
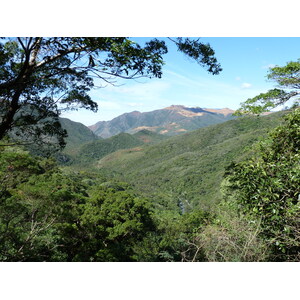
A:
241 82 252 89
235 76 241 81
262 63 276 69
164 69 205 89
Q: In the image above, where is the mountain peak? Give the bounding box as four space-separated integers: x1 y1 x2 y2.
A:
164 105 186 110
164 105 208 117
89 105 235 138
203 108 235 116
128 110 141 115
164 105 235 116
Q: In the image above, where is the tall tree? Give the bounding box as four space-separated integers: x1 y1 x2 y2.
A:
0 37 222 149
227 58 300 261
224 108 300 260
236 59 300 115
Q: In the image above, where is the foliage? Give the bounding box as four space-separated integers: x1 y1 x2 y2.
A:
0 109 298 261
75 132 144 165
132 129 169 144
236 60 300 115
196 201 270 262
132 209 211 262
52 117 100 164
59 117 99 154
169 38 222 75
0 37 221 150
95 111 287 211
224 108 300 260
76 182 156 261
0 147 159 261
0 149 59 260
0 145 212 262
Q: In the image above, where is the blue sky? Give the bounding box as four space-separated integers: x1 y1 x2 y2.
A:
61 37 300 126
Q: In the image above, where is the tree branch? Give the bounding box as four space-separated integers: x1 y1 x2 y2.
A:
29 37 43 66
17 37 27 52
35 45 89 69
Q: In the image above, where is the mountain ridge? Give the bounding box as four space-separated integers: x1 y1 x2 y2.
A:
89 105 235 138
59 117 99 155
95 110 288 211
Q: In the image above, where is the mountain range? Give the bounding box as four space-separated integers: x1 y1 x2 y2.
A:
94 110 287 211
88 105 235 138
58 106 287 213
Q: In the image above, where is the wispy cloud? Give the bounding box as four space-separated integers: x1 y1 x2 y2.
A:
159 68 267 109
241 82 252 89
116 80 170 100
262 63 276 69
164 69 205 89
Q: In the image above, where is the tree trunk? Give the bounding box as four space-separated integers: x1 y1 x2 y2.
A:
0 90 22 140
0 39 35 141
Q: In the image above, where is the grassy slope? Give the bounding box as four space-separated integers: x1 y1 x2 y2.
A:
96 111 288 211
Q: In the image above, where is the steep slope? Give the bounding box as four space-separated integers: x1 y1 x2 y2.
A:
89 105 235 138
59 117 99 155
96 111 288 211
74 132 144 165
133 129 169 144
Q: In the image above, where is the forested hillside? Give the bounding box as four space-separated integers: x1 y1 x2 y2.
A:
96 111 288 211
66 130 169 168
1 37 300 262
2 108 298 262
59 117 99 155
74 132 144 165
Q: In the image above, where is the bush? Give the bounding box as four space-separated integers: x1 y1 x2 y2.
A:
224 108 300 260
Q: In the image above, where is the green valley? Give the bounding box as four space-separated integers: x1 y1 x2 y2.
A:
1 37 300 262
2 105 298 262
84 111 288 212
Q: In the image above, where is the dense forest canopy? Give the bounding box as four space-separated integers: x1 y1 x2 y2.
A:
0 37 299 262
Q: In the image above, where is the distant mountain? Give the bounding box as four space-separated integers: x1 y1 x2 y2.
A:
89 105 235 138
96 111 288 211
72 129 168 166
74 132 144 164
59 117 99 155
